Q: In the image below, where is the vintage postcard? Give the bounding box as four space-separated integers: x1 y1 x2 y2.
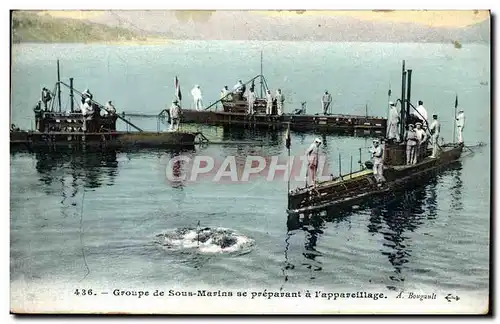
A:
9 8 491 315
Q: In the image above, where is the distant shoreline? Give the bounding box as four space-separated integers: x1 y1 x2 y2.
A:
12 11 164 45
12 10 489 45
12 38 170 46
11 39 488 46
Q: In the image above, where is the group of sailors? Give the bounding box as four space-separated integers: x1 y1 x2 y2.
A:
304 136 386 187
358 99 466 185
221 81 286 116
187 81 286 116
78 89 116 117
385 100 465 166
35 87 117 117
33 86 118 133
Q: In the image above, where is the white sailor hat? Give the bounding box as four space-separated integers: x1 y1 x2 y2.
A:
389 101 395 106
415 122 422 126
373 138 380 143
314 138 322 144
85 98 91 103
408 123 415 127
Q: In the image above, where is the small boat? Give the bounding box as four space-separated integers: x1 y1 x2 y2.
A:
10 60 201 152
287 60 465 215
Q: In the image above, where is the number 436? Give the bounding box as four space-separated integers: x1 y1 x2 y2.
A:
74 289 94 296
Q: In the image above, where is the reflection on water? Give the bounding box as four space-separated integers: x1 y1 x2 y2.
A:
285 162 463 290
450 165 464 211
34 150 119 195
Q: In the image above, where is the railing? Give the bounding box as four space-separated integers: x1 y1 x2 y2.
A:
335 149 366 182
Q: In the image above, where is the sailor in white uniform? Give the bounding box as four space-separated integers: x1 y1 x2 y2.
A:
456 109 465 143
370 139 385 183
386 101 400 142
405 124 419 165
276 89 285 116
191 85 203 111
102 100 116 116
322 90 332 115
220 86 231 101
415 122 427 162
428 114 441 158
81 98 93 132
265 89 273 115
411 100 428 125
247 89 256 115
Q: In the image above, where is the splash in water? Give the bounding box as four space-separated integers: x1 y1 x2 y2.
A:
155 227 255 254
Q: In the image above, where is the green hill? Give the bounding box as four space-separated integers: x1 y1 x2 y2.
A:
11 11 157 43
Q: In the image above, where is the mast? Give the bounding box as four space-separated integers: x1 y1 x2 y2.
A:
406 69 412 124
69 77 74 112
399 60 406 142
57 59 62 112
260 50 263 98
453 94 458 143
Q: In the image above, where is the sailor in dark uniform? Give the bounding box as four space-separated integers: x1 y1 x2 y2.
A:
41 87 52 110
33 100 43 131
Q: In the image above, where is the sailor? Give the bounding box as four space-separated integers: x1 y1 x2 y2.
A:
322 90 332 115
220 86 231 101
265 89 273 115
306 138 322 186
82 98 93 132
276 89 285 116
370 139 385 184
405 124 419 165
102 100 116 116
292 102 307 115
233 80 243 92
386 101 400 142
415 122 427 162
81 98 92 115
41 87 52 110
240 83 247 100
33 100 43 131
411 100 428 125
247 88 256 115
428 114 440 158
249 81 255 93
169 99 182 131
234 80 245 100
81 88 93 104
456 109 465 143
191 85 203 111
